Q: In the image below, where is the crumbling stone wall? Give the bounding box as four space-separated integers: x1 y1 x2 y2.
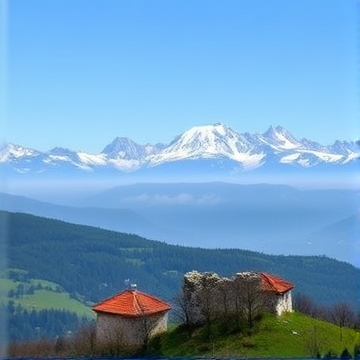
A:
183 271 224 325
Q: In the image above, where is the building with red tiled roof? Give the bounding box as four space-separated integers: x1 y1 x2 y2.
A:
260 272 294 294
92 288 171 348
259 272 294 315
93 289 172 317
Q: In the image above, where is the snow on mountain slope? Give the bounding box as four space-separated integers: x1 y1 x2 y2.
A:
255 126 358 167
1 124 358 175
147 123 265 169
0 143 41 162
77 152 107 166
257 125 303 150
100 137 167 170
279 151 342 167
102 137 147 160
44 147 104 171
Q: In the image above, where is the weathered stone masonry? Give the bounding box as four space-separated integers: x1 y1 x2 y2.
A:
182 270 294 326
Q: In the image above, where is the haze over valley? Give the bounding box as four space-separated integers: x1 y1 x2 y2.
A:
1 182 359 267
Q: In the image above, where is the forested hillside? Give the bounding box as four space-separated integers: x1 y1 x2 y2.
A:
1 182 358 266
4 211 360 311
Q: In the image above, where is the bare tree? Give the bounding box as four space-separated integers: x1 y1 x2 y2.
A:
173 291 192 327
218 278 232 321
71 322 97 356
7 338 55 358
180 272 221 339
234 273 264 328
198 275 217 335
136 300 165 352
330 302 355 341
138 314 156 352
231 275 244 330
294 293 318 317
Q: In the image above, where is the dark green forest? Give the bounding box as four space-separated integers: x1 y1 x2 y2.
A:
3 211 360 341
3 302 89 341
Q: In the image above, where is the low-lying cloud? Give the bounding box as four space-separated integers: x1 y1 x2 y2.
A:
122 193 223 205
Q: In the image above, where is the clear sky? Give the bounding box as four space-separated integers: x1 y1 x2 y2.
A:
1 0 359 153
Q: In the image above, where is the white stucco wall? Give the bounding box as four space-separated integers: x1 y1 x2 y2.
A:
275 290 293 315
95 311 169 347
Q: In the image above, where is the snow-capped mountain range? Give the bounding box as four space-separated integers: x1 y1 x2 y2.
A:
1 124 359 176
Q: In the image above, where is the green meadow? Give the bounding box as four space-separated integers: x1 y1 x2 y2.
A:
154 312 360 358
1 270 94 318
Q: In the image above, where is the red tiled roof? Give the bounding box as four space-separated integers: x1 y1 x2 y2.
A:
92 289 172 317
260 272 294 294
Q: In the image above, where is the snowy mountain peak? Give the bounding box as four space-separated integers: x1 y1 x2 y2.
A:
261 125 302 150
101 137 146 160
181 123 231 139
162 123 238 156
102 136 136 151
0 143 40 162
147 123 265 168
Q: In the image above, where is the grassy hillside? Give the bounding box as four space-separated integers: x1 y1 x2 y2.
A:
151 312 359 358
1 268 94 342
1 269 93 318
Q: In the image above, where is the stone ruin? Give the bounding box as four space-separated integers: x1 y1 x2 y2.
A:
181 270 293 325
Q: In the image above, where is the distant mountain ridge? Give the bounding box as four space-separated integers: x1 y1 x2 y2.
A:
1 124 358 176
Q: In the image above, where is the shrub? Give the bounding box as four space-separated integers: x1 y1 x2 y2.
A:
340 348 352 359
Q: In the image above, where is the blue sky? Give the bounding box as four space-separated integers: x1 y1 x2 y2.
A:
1 0 359 153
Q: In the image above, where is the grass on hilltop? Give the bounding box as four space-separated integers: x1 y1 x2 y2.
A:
149 312 360 358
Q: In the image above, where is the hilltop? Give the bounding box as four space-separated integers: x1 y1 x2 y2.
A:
149 312 360 358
